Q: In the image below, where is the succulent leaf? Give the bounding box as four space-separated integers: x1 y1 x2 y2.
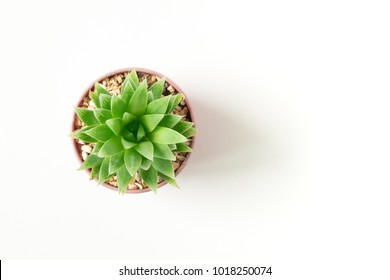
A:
98 157 111 184
129 70 140 90
182 127 197 138
121 74 135 104
124 149 142 176
158 114 182 128
91 164 101 179
172 121 193 134
152 158 175 179
98 136 124 157
91 141 104 155
75 107 99 126
71 126 98 143
140 114 164 132
89 91 100 107
94 108 112 123
122 112 137 126
137 123 146 141
106 118 123 136
146 96 171 114
99 94 112 110
139 166 158 192
121 138 137 149
85 124 114 142
153 143 176 160
95 82 110 95
149 78 165 99
111 95 126 118
158 172 179 188
175 143 193 152
149 126 187 144
140 157 152 170
134 141 154 160
117 165 133 194
78 154 103 170
128 80 147 117
166 93 184 113
109 150 125 174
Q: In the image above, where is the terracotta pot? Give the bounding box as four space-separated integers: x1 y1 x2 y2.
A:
71 67 196 193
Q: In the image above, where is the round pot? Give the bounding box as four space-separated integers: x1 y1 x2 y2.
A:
71 67 196 193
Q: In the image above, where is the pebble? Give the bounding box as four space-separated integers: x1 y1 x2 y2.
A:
81 151 88 160
179 107 188 116
167 85 175 93
177 155 186 162
81 145 92 153
173 162 180 170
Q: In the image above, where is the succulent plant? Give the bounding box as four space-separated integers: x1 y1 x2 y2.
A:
71 70 196 193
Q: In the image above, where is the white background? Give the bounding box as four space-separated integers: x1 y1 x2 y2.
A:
0 0 389 279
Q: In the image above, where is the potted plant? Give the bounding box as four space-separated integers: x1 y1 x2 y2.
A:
70 68 197 194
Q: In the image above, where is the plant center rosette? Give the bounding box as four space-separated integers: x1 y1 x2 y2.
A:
71 68 197 194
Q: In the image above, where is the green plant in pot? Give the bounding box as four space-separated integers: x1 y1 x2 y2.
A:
71 69 197 193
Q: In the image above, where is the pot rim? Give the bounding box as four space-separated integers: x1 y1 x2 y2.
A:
71 67 196 194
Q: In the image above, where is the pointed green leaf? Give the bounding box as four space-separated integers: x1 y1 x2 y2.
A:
124 149 142 176
129 70 140 89
75 107 99 126
78 154 103 170
122 112 137 126
121 139 137 149
71 126 98 143
117 165 133 194
182 127 197 138
91 142 104 155
134 141 154 160
158 172 179 188
140 157 152 170
147 91 154 103
91 164 101 180
128 80 147 116
137 123 146 141
153 143 175 160
109 150 125 174
98 136 124 157
140 114 164 132
149 126 187 144
172 121 193 134
146 96 171 114
158 114 182 128
91 164 101 179
98 157 111 184
123 130 137 142
121 73 135 104
111 95 126 118
99 94 112 110
166 93 184 113
95 82 110 95
168 144 177 150
152 158 175 179
149 78 166 99
175 143 193 152
89 91 100 107
139 166 158 192
106 118 122 136
94 108 112 123
84 124 114 142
